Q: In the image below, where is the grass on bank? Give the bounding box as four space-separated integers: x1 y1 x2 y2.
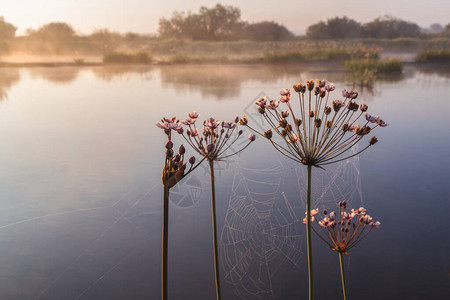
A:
345 58 403 73
416 50 450 63
103 51 152 64
344 58 403 88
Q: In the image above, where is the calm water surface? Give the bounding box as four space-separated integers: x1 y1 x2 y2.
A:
0 64 449 299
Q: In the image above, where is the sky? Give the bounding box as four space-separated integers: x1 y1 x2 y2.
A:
1 0 449 35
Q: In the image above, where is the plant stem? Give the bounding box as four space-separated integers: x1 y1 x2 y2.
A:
339 252 348 300
162 184 169 300
306 164 314 300
209 160 222 300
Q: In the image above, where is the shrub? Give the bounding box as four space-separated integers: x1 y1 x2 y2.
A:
345 58 403 73
103 51 152 64
416 50 450 62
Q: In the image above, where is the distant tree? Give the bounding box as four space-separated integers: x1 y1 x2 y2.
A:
244 21 294 41
306 17 363 39
22 22 77 54
326 17 364 39
442 23 450 36
29 22 76 40
306 21 329 39
429 23 444 34
27 22 75 41
197 4 243 40
158 4 244 40
0 17 17 54
364 16 421 38
158 12 185 38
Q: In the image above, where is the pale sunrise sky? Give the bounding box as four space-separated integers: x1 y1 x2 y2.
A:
1 0 449 35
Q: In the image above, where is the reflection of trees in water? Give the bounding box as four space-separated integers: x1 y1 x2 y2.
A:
0 68 21 100
24 66 156 85
28 67 80 85
416 64 450 79
158 64 362 100
0 64 443 102
158 64 415 101
347 69 412 101
91 66 155 82
159 65 252 99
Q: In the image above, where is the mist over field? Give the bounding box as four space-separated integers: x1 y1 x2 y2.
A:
0 4 449 64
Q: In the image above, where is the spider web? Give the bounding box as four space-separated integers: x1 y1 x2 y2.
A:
219 158 303 299
219 146 363 299
295 145 363 210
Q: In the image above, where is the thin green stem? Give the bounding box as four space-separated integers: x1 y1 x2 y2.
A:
162 184 169 300
339 252 348 300
306 165 314 300
209 160 222 300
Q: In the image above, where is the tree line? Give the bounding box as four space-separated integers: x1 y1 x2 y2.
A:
158 4 294 41
305 15 449 39
1 4 450 55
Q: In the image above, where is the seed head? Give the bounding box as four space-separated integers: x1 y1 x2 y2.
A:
240 115 248 125
317 79 326 88
324 83 335 92
206 143 215 153
179 144 186 155
347 100 359 111
360 104 368 112
293 82 304 93
264 129 273 139
258 107 265 114
369 136 378 145
306 80 314 91
314 119 322 128
314 86 321 95
255 97 267 107
333 100 344 112
165 140 173 149
281 110 289 118
279 119 288 128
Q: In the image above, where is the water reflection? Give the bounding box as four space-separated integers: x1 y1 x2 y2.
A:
415 64 450 78
0 63 449 299
0 68 20 100
28 67 81 85
91 66 155 82
157 64 367 100
0 64 434 102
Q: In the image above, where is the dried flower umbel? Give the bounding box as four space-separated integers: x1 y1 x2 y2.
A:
156 117 205 300
179 112 255 300
305 201 380 300
243 80 387 300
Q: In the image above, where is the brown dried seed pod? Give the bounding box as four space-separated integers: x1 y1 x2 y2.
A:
264 129 273 139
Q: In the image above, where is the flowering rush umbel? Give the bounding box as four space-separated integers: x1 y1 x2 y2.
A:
305 201 380 300
242 79 387 300
178 111 255 300
246 80 387 167
179 111 255 161
304 201 380 255
157 117 204 188
156 116 205 300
